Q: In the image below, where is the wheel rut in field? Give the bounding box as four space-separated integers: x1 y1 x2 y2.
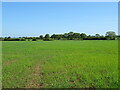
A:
25 62 43 88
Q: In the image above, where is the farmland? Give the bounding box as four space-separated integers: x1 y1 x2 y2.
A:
2 40 118 88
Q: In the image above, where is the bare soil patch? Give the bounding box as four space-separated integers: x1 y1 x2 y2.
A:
25 63 43 88
3 60 16 66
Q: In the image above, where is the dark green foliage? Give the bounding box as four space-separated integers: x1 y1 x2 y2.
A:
51 34 56 39
95 34 100 37
2 31 117 41
51 34 63 40
116 35 120 40
20 38 26 41
44 34 50 39
105 31 116 40
43 34 53 41
39 35 44 39
32 38 37 41
3 38 20 41
67 32 74 40
80 33 87 40
73 33 81 39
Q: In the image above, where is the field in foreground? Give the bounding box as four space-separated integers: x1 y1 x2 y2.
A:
2 40 118 88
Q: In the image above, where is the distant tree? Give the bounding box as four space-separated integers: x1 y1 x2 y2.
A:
73 33 81 40
32 38 37 41
8 36 11 39
106 31 116 40
20 38 26 41
116 35 120 40
44 34 50 39
80 33 87 40
0 37 2 41
51 34 63 40
3 36 11 41
51 34 56 39
39 35 43 39
68 32 74 35
3 31 116 41
43 34 53 41
63 33 69 39
56 34 62 40
95 34 100 37
68 32 74 40
36 37 39 39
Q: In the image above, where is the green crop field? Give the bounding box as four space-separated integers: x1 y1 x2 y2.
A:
2 40 118 88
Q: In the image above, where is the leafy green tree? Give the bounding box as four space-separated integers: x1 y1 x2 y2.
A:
56 34 63 40
44 34 50 39
51 34 56 39
40 35 43 39
68 32 74 40
73 33 81 39
32 39 36 41
63 33 69 39
43 34 53 41
51 34 63 40
95 34 100 37
80 33 87 40
32 37 37 41
8 36 11 39
20 38 26 41
106 31 116 40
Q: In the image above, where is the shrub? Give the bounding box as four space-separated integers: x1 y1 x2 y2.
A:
20 38 26 41
32 38 37 41
43 38 53 41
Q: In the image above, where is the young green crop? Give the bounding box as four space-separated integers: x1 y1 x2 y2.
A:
2 40 118 88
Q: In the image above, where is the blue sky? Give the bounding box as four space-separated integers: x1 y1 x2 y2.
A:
2 2 118 37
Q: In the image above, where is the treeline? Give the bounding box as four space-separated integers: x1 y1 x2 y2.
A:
1 31 120 41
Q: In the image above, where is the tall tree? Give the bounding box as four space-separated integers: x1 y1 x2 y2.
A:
44 34 50 39
68 32 74 40
39 35 43 39
63 33 69 39
95 34 100 37
51 34 56 39
80 33 87 40
73 33 81 39
106 31 116 40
